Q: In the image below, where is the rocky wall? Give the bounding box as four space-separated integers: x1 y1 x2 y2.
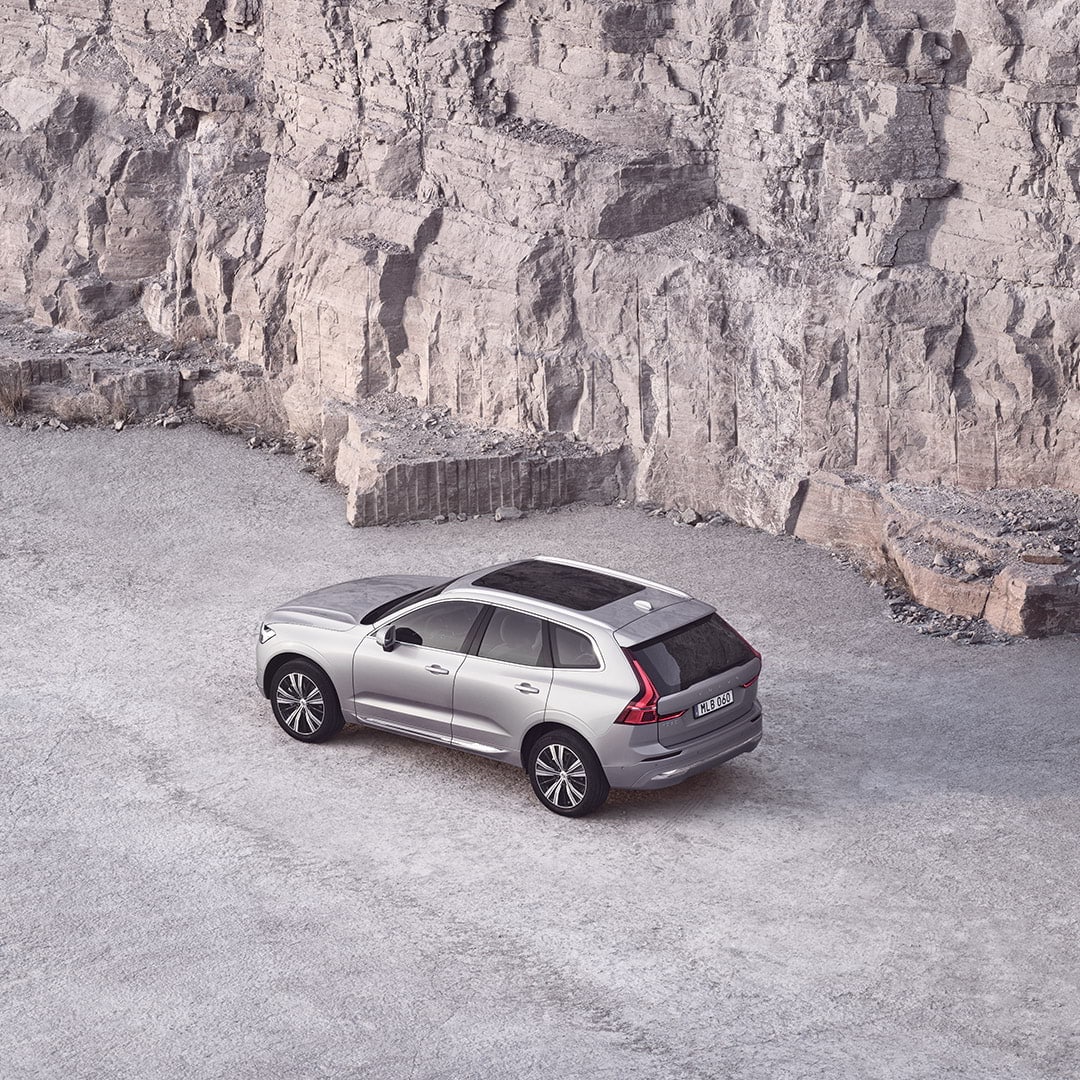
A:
1 0 1079 531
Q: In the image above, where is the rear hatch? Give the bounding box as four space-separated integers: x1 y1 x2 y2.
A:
628 614 761 748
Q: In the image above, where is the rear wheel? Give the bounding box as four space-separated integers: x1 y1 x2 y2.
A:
269 660 345 743
527 730 610 817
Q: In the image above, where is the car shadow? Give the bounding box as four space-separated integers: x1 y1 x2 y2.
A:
334 721 783 821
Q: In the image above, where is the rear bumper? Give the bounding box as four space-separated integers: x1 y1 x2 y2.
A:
602 703 763 790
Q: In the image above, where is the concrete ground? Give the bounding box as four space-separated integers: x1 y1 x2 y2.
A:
1 422 1078 1080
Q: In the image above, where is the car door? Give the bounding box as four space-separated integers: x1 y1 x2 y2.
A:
352 600 486 744
451 606 553 758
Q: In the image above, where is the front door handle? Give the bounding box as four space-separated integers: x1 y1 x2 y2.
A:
515 682 541 694
426 664 449 675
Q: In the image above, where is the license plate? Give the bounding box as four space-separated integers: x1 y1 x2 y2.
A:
693 690 734 718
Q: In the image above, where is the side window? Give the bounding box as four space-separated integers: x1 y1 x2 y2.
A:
550 623 601 669
477 607 547 667
394 601 483 653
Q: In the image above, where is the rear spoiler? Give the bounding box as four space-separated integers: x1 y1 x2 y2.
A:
612 599 715 648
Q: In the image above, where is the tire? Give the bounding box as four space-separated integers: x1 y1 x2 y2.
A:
269 659 345 743
527 729 610 817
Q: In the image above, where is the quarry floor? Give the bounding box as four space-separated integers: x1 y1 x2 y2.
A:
2 422 1078 1080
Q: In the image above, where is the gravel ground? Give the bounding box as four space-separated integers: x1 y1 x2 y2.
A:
2 423 1078 1080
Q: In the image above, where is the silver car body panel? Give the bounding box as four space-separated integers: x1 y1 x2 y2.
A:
451 654 553 759
257 575 444 694
352 632 464 743
256 561 762 792
256 621 350 699
264 574 450 630
612 599 716 647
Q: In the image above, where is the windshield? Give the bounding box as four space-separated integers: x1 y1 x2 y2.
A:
631 614 755 695
361 582 448 625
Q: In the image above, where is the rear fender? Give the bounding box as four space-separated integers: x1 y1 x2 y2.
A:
519 711 600 768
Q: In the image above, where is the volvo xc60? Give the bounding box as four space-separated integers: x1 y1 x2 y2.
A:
256 557 762 816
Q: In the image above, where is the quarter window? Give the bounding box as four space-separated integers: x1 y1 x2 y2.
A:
477 608 546 667
550 624 601 669
393 601 484 653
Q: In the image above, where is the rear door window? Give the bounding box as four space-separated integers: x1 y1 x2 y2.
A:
631 615 754 695
394 601 485 653
476 607 547 667
550 624 601 669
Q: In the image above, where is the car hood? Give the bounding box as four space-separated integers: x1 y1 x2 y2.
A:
264 575 450 632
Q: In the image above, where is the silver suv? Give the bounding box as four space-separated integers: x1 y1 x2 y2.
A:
256 558 762 816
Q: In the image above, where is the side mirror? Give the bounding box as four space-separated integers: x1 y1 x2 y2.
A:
375 624 397 651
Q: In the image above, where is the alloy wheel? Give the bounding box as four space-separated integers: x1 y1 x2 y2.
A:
533 743 588 810
275 671 325 736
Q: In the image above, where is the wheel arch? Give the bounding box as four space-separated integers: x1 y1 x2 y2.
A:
520 719 596 768
263 651 335 702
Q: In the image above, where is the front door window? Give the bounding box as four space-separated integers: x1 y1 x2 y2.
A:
395 601 484 653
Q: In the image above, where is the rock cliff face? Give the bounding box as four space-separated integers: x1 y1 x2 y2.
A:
1 1 1079 530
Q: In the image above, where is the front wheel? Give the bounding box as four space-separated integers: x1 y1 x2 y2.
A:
527 730 610 817
269 660 345 743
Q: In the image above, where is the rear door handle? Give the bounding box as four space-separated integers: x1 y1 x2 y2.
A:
515 683 541 694
426 664 449 675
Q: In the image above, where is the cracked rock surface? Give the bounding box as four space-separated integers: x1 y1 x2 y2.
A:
1 1 1078 534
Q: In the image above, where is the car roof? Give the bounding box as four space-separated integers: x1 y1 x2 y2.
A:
441 556 706 636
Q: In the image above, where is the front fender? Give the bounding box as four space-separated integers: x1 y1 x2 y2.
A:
256 624 358 709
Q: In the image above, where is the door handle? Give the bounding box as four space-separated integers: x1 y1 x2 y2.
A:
515 682 541 694
425 664 449 675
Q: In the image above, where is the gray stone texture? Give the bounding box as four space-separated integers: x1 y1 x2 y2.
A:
794 470 1080 636
1 0 1079 530
4 422 1080 1079
0 341 620 525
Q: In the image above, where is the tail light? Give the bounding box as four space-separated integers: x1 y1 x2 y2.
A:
615 653 685 725
742 643 762 688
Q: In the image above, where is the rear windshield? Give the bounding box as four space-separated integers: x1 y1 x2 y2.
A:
631 615 755 695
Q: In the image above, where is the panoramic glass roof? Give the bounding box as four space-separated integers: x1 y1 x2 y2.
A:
473 560 644 611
